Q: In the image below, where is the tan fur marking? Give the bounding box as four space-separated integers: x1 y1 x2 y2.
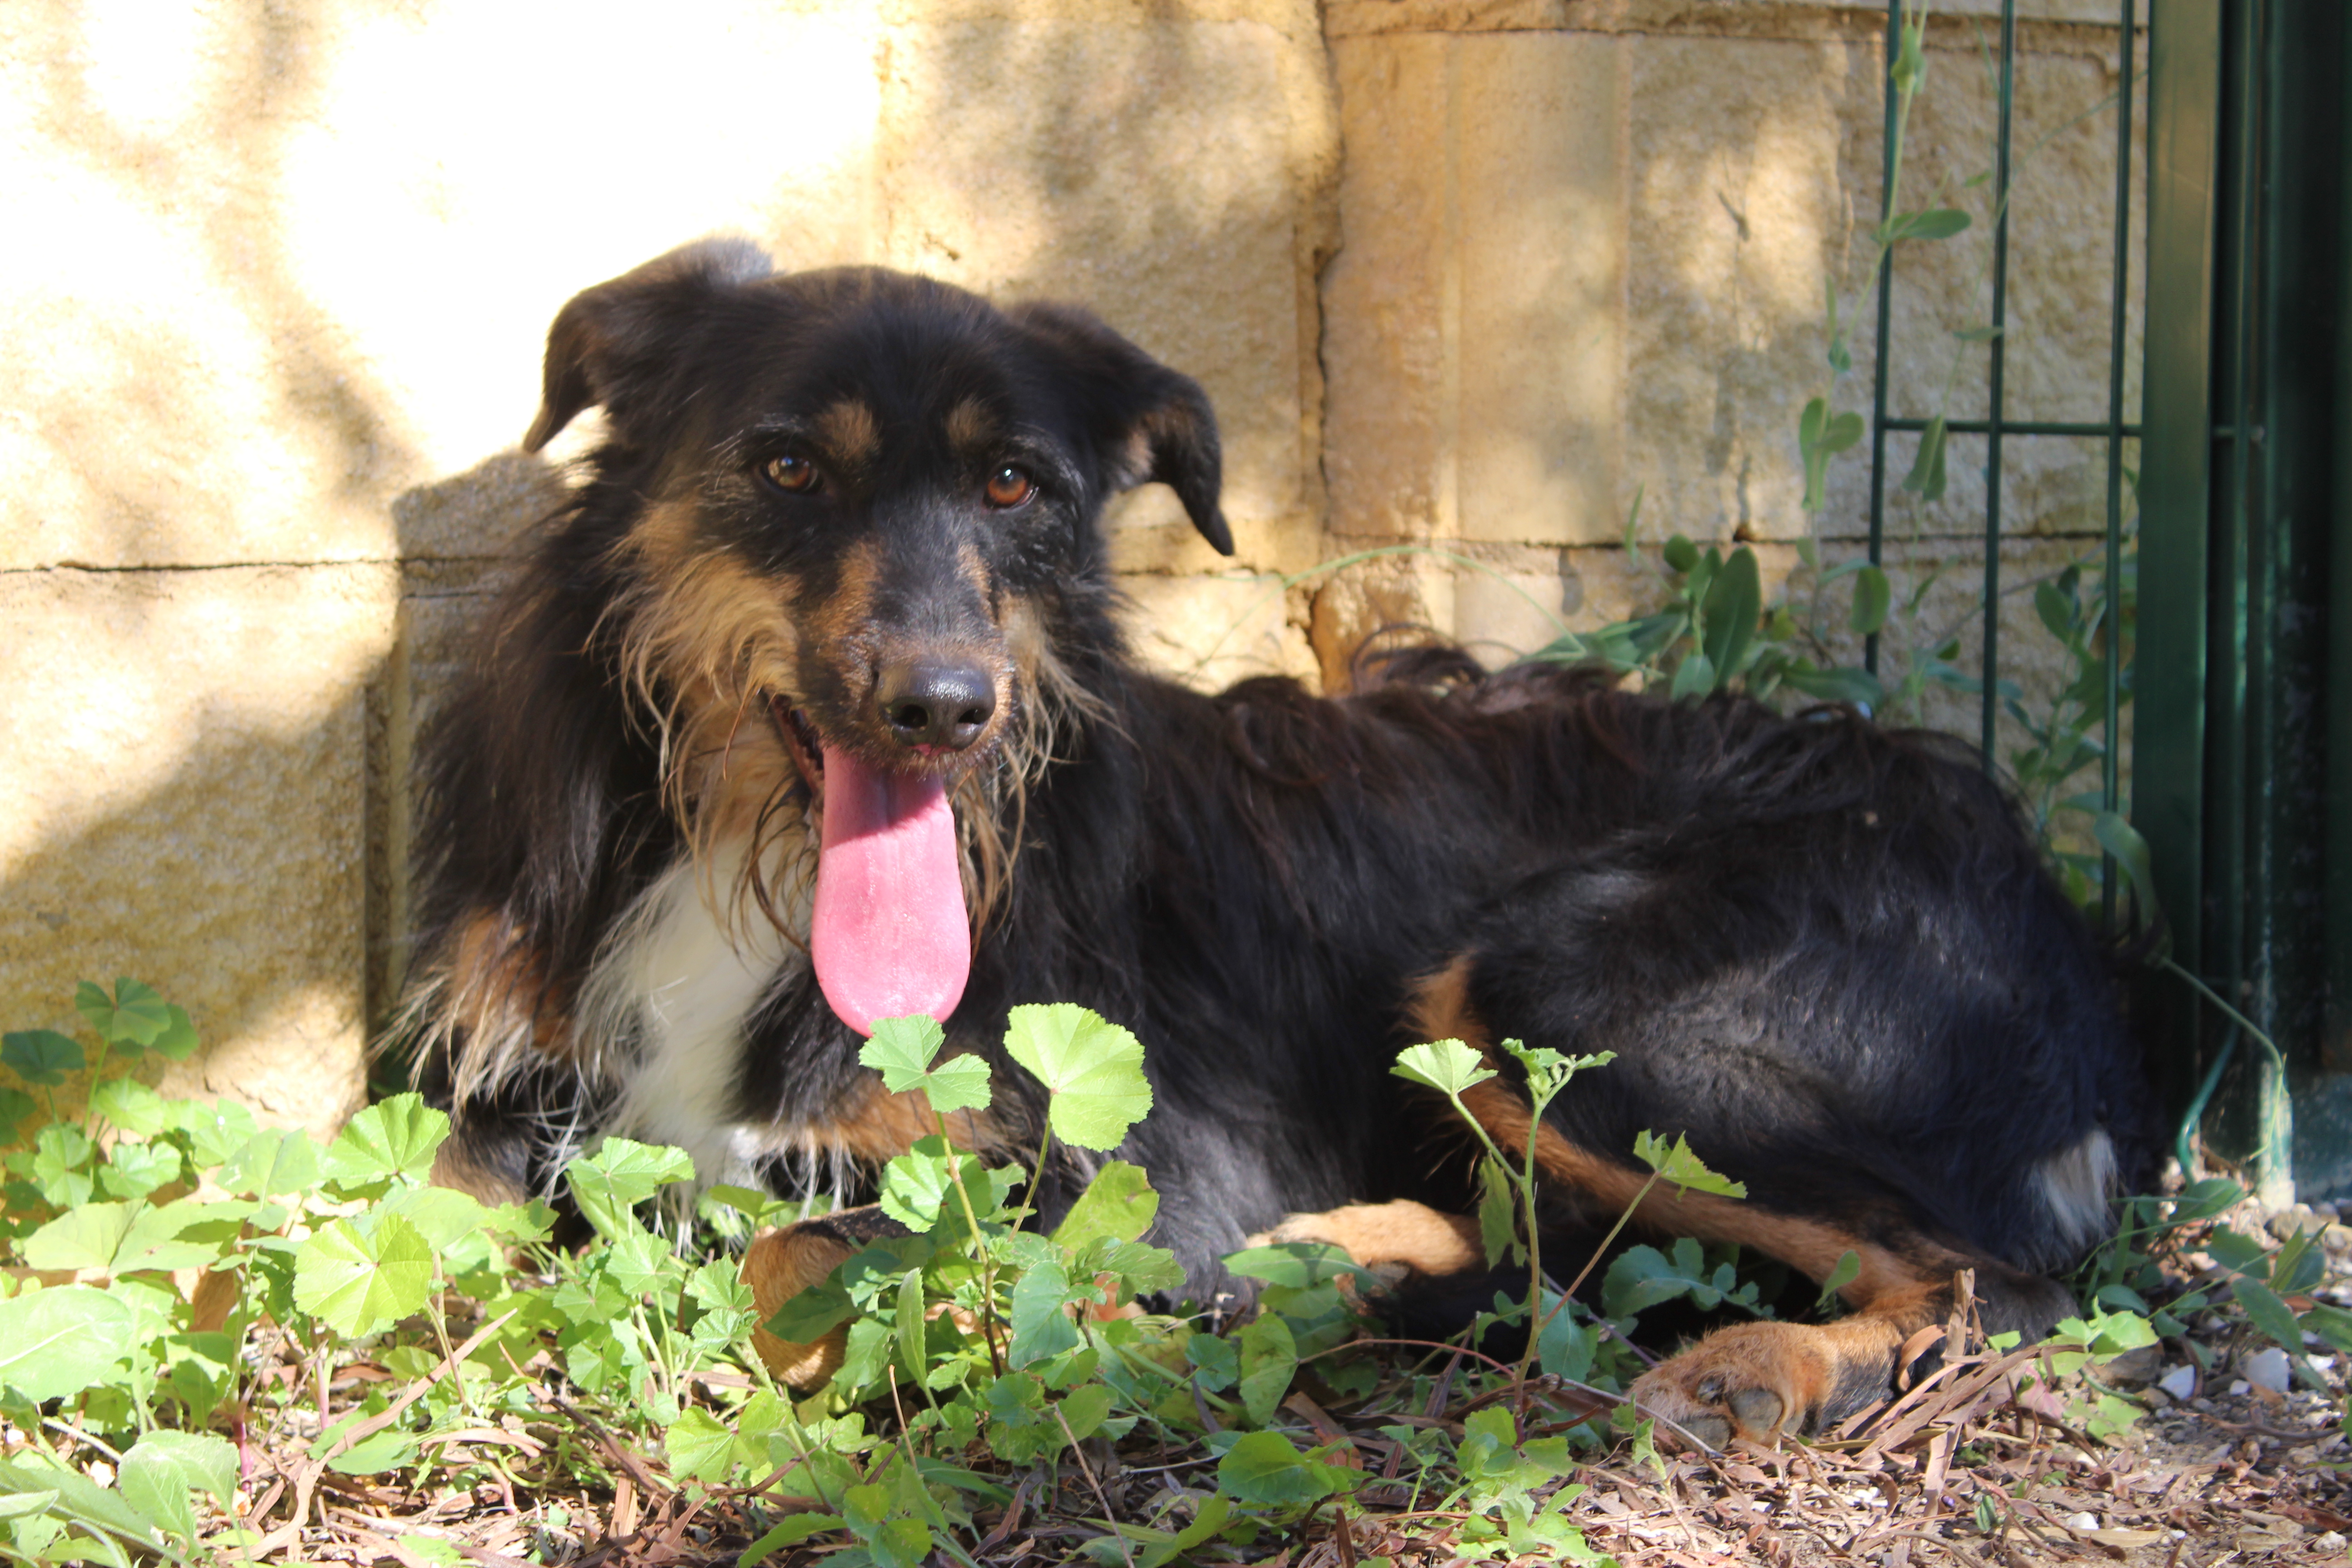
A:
1247 1201 1483 1277
810 1073 1005 1166
816 399 881 471
1405 956 1480 1052
945 397 995 453
807 539 881 662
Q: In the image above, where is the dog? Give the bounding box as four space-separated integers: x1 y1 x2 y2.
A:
398 237 2159 1446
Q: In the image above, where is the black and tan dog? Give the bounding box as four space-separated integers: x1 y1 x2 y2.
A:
399 238 2158 1446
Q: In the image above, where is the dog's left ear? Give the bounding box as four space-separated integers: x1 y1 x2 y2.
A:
524 237 775 453
1012 304 1233 556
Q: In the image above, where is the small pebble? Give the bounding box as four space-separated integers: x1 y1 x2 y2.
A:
2317 1532 2346 1553
2157 1365 2198 1401
2244 1348 2292 1394
2065 1512 2101 1532
2228 1379 2251 1396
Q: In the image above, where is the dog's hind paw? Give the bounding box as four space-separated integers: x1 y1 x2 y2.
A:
1630 1319 1894 1449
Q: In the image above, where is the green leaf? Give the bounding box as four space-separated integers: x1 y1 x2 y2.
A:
1051 1161 1161 1251
1536 1294 1595 1382
1058 1382 1114 1444
741 1514 846 1565
78 979 171 1050
1816 1249 1862 1310
326 1428 421 1476
860 1014 995 1118
1215 1431 1355 1506
1006 1251 1084 1369
2092 812 2159 921
1780 663 1885 708
1700 546 1762 682
1237 1313 1298 1427
892 1268 928 1387
878 1141 956 1232
0 1087 34 1140
1633 1131 1746 1197
117 1432 235 1547
99 1142 183 1203
1953 324 2005 343
88 1077 167 1135
0 1286 139 1400
1604 1239 1736 1319
2035 579 2077 643
2 1029 83 1086
1662 534 1699 574
665 1407 737 1485
0 1457 172 1561
2233 1277 2308 1359
112 1195 258 1274
1390 1039 1495 1098
322 1094 451 1195
220 1127 321 1199
1476 1155 1518 1268
1850 564 1893 636
1221 1242 1374 1289
1669 649 1716 701
169 1099 260 1167
563 1137 695 1237
20 1200 139 1272
1881 207 1973 244
148 1005 201 1063
1002 1004 1153 1152
1798 397 1864 512
1899 415 1949 502
294 1213 435 1337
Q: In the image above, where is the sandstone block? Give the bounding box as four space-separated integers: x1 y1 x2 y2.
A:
0 565 396 1139
1117 574 1316 692
1453 33 1625 547
876 11 1336 577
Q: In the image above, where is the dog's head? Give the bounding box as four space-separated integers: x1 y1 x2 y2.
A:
523 238 1229 1034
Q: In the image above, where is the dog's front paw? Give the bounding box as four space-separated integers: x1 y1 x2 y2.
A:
1244 1201 1482 1278
740 1224 858 1389
1629 1322 1849 1449
740 1206 914 1389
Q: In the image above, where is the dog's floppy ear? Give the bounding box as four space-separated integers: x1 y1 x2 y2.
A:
523 238 775 453
1011 303 1233 556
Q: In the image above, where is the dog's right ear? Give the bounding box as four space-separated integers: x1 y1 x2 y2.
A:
523 238 774 452
1009 303 1234 556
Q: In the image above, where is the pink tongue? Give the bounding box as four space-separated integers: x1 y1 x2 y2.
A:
811 744 971 1036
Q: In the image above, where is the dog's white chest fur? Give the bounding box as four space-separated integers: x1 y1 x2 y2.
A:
581 845 804 1190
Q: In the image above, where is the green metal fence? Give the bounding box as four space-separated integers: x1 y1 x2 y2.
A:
1866 0 2352 1204
2137 0 2351 1205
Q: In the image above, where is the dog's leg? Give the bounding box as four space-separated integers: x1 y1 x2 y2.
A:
1453 1079 2073 1445
740 1205 912 1389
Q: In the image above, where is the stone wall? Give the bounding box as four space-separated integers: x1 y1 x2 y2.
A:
0 0 2141 1130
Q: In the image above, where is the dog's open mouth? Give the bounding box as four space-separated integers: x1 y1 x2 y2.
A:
771 696 972 1037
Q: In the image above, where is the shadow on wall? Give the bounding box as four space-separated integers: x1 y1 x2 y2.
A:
1 1 1333 1129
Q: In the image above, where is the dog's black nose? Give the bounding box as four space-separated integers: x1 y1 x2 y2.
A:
877 660 995 752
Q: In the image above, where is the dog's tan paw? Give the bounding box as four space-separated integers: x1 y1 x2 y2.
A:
1628 1322 1842 1450
740 1224 858 1390
1245 1200 1483 1277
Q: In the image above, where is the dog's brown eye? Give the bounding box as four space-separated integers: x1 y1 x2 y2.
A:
764 455 819 493
984 466 1034 508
